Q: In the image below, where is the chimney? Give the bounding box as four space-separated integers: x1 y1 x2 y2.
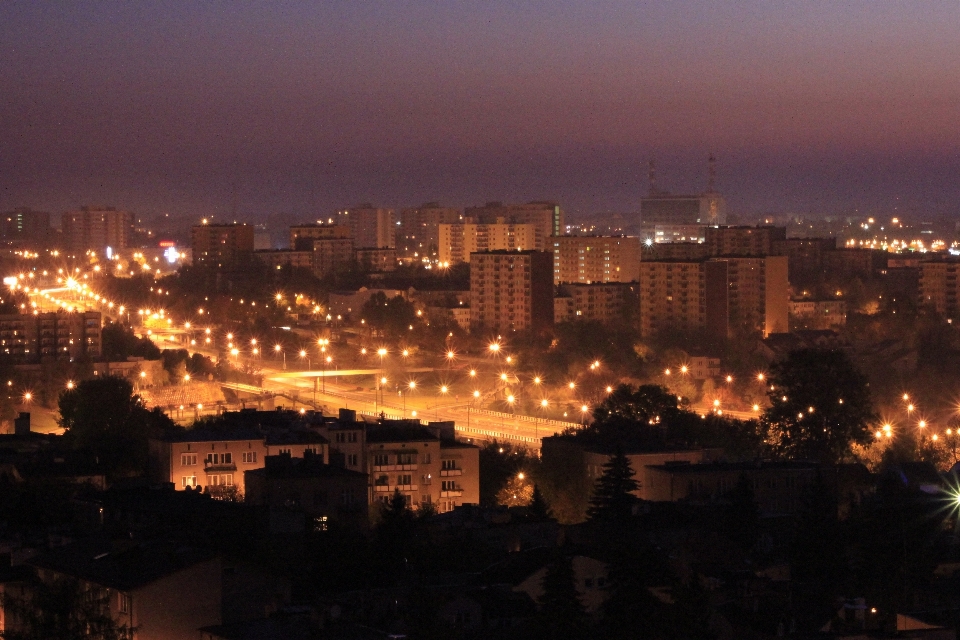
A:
14 412 30 436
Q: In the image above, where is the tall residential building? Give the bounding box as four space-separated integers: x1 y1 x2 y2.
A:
253 250 315 272
638 256 788 339
61 207 132 254
470 250 554 333
289 223 351 250
554 283 637 324
438 222 540 264
397 203 462 259
0 311 101 361
551 236 641 284
919 260 960 320
464 201 564 240
704 226 787 256
339 205 395 249
771 238 837 285
639 194 726 228
1 207 51 247
191 222 255 266
312 238 356 277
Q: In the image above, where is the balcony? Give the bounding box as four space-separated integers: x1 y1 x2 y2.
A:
440 468 462 477
204 461 237 472
374 485 391 492
440 490 463 498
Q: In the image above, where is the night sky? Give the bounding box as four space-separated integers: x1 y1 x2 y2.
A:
2 2 959 220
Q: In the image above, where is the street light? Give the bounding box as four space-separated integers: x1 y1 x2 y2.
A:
581 404 589 425
437 385 449 420
403 380 416 417
275 344 285 369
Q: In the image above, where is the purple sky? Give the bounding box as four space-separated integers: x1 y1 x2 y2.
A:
2 2 959 220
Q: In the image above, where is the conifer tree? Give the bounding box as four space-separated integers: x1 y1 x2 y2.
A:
538 553 588 639
587 447 639 523
528 483 552 519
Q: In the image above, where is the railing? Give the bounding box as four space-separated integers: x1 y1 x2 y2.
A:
440 469 462 477
440 490 463 498
454 407 579 431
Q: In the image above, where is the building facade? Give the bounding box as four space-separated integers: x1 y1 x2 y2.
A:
439 223 540 264
190 223 255 266
639 194 726 227
289 224 351 251
397 203 462 259
551 236 641 284
554 283 636 325
355 247 397 273
1 208 51 247
253 250 315 272
464 201 564 240
339 206 395 249
61 207 131 254
0 311 101 361
919 260 960 319
704 226 787 257
469 251 554 333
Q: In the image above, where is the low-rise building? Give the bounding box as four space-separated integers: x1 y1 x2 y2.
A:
555 283 636 324
355 247 397 272
252 249 314 272
789 298 847 329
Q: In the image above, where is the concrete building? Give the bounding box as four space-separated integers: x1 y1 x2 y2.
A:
356 247 397 273
149 425 329 497
551 236 641 284
651 224 706 244
638 257 788 339
770 238 837 285
61 207 132 254
311 237 356 278
339 205 395 249
317 414 480 513
821 248 885 279
639 194 726 228
289 223 351 251
253 249 315 272
439 222 540 265
919 259 960 320
470 251 554 333
244 452 370 528
0 311 101 362
27 540 222 640
642 241 711 262
554 283 637 325
687 356 721 380
397 203 462 259
0 207 51 247
464 201 564 240
790 299 847 329
191 223 255 266
704 226 787 257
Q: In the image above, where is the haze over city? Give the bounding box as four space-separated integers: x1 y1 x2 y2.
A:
3 1 960 218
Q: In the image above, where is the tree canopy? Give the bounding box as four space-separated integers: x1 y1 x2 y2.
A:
586 447 639 523
762 348 876 463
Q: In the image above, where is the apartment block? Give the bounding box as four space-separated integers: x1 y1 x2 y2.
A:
464 201 564 240
551 236 641 284
253 249 315 272
0 311 101 362
439 223 540 264
191 223 255 266
397 203 462 259
312 238 356 277
339 205 395 249
639 194 726 227
554 283 636 324
1 207 52 247
356 247 397 273
770 237 837 285
149 425 329 497
643 242 712 262
61 207 132 254
789 299 847 329
317 414 480 513
821 248 885 279
704 225 787 256
638 256 788 339
470 250 554 333
919 260 960 319
289 223 351 251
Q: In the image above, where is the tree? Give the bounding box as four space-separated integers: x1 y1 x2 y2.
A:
496 473 533 507
58 376 176 479
762 349 876 463
538 553 589 639
1 576 135 640
587 447 639 523
591 384 682 429
528 484 552 519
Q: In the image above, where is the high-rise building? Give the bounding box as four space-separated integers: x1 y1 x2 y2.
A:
639 194 726 228
1 207 51 247
438 223 540 264
919 260 960 320
469 250 554 333
289 223 351 250
638 256 788 339
551 236 641 284
464 201 564 240
338 205 395 249
554 283 637 324
311 238 356 277
61 207 132 254
397 203 462 259
190 222 255 266
0 311 101 362
704 226 787 256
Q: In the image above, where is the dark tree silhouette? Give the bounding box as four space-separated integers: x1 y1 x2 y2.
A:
538 553 589 640
762 349 876 463
587 447 639 523
528 484 552 520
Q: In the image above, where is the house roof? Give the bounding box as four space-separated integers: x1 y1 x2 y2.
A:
29 539 216 592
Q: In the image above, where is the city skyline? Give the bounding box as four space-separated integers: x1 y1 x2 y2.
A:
3 2 960 219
